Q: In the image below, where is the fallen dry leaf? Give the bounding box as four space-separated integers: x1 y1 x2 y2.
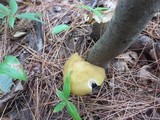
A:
117 51 138 65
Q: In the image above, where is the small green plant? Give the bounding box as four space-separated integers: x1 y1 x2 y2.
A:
52 24 71 35
78 5 109 19
0 55 27 93
0 0 43 28
54 72 82 120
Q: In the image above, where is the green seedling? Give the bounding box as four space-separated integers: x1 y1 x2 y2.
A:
0 55 27 93
78 5 109 21
0 55 27 81
54 72 82 120
0 0 43 28
52 24 71 35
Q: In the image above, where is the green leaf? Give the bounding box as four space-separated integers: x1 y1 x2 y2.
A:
0 4 10 16
67 102 82 120
63 71 71 99
0 12 6 18
0 75 13 93
78 5 104 19
56 89 67 101
93 9 103 18
16 13 44 23
0 55 27 81
94 7 109 11
78 5 94 11
52 24 70 35
53 101 66 113
8 15 16 28
9 0 18 15
4 55 20 64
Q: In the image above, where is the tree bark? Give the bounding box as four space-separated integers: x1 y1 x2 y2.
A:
87 0 160 68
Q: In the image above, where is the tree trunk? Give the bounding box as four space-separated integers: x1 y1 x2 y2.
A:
87 0 160 68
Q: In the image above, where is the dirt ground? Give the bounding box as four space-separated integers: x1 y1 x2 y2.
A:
0 0 160 120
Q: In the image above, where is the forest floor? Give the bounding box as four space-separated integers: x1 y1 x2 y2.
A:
0 0 160 120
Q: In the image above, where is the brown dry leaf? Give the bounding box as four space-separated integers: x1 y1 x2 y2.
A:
139 65 158 81
84 0 116 24
117 51 138 65
93 10 114 23
93 1 116 23
149 42 160 61
104 1 117 10
13 31 27 38
110 60 129 73
1 117 10 120
139 65 152 80
14 81 23 92
16 0 24 2
0 81 24 113
16 0 31 3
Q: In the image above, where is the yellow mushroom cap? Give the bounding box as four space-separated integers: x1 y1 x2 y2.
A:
63 53 106 96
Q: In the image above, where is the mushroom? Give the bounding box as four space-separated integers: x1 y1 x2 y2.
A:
63 53 106 96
